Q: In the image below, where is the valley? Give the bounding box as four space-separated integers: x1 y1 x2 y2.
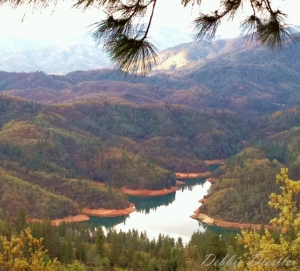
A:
1 36 300 224
0 35 300 270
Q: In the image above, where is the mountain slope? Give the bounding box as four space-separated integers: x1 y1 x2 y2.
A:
0 26 192 74
0 44 110 74
0 94 256 218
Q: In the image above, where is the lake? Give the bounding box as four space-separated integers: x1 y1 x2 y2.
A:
85 178 212 244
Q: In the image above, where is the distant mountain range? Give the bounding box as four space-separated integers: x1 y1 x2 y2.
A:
155 38 300 112
0 26 192 74
1 34 300 116
0 43 110 74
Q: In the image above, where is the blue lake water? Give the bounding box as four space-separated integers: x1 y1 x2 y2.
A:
85 178 211 244
81 164 233 243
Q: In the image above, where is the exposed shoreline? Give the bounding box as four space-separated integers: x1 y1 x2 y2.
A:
192 160 281 232
122 186 178 196
190 209 277 231
82 203 136 217
198 198 206 204
176 171 212 179
51 215 90 226
207 177 218 184
26 204 136 226
204 159 227 165
27 214 91 226
121 171 214 196
25 166 221 226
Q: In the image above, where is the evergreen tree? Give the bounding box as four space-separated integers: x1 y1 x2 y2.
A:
95 226 106 257
15 207 26 234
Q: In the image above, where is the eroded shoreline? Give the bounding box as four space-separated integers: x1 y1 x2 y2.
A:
207 177 218 184
82 203 136 217
122 186 178 196
27 204 136 226
51 215 90 226
190 209 277 231
176 171 212 179
27 214 91 226
26 167 221 226
204 159 227 165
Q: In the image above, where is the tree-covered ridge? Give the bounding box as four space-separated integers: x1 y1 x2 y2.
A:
200 148 282 224
0 167 80 219
0 96 41 128
43 100 250 161
3 37 300 118
0 96 248 218
3 82 300 222
199 104 300 224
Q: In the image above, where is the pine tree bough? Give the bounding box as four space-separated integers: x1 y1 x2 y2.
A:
2 0 299 75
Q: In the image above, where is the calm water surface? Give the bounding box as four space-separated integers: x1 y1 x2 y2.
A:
86 178 211 244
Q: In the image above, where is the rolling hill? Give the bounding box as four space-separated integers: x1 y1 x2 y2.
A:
0 94 254 219
2 35 300 116
0 26 192 74
1 35 300 224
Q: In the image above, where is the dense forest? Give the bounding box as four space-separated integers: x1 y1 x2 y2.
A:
0 207 252 270
1 35 300 226
1 70 300 223
0 93 255 219
3 203 299 271
200 106 300 224
200 148 282 224
2 168 300 271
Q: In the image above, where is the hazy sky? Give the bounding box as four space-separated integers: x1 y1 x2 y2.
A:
0 0 298 42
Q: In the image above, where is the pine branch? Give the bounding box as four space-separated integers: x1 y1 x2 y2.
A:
91 0 157 75
73 0 121 10
107 36 157 75
181 0 201 7
193 13 222 41
2 0 300 75
240 15 261 41
222 0 242 20
141 0 156 39
257 12 299 49
90 16 132 45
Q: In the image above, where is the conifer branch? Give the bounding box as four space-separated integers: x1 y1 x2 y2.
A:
1 0 299 75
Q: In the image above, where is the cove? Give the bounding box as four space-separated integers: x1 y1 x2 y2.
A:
84 178 211 244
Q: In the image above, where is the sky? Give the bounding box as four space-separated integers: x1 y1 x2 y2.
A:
0 0 299 43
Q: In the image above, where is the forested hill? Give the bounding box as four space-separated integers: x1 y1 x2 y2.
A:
0 95 253 219
1 92 299 223
156 38 300 114
199 106 300 224
1 36 300 224
2 34 300 116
